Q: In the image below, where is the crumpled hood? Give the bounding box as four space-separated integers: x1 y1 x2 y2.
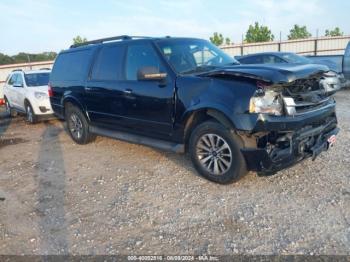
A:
202 63 330 84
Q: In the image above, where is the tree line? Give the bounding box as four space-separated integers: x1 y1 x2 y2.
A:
0 52 57 66
210 23 344 46
0 26 345 65
0 36 89 66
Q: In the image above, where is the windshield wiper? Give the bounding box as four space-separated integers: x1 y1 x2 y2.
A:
181 65 217 75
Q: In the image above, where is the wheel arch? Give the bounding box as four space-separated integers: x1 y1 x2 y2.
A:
24 98 31 106
183 107 236 148
62 96 90 121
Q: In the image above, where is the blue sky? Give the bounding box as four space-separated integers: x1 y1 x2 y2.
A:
1 0 349 55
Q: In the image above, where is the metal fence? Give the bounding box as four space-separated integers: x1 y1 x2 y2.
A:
221 35 350 57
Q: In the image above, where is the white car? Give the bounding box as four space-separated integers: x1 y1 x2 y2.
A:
3 69 53 123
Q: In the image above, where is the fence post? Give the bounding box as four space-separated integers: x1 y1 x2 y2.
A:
278 31 282 52
314 39 318 56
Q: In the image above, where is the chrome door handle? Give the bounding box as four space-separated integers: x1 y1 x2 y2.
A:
124 89 132 94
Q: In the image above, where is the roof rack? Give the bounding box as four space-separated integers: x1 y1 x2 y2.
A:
12 69 23 72
70 35 154 48
40 68 51 70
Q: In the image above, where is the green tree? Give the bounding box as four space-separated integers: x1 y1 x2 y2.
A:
245 22 274 43
210 32 224 46
73 35 87 45
12 52 57 64
0 52 57 65
210 32 231 46
0 53 14 65
288 25 312 40
325 27 343 37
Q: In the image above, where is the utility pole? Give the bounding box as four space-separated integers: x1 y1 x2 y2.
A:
26 54 32 70
278 31 282 52
315 29 319 56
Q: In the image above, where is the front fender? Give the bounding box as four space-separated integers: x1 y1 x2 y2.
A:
175 75 257 131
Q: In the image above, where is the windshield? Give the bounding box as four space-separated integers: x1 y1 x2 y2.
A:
24 73 50 87
280 53 311 64
156 39 238 74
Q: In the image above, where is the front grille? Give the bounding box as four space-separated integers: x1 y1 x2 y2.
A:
282 77 332 115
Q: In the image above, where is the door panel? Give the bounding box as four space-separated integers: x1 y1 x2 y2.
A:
85 81 126 127
115 80 174 138
85 41 174 139
120 42 174 138
15 74 26 110
84 43 126 128
5 74 17 106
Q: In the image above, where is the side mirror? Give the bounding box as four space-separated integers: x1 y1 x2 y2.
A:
13 83 23 88
137 66 167 81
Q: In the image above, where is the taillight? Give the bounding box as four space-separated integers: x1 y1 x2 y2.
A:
48 84 53 97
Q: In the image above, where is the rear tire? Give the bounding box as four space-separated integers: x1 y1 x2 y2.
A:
65 104 95 144
4 97 17 118
25 102 37 124
189 121 247 184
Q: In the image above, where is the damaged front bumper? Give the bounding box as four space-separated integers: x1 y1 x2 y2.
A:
240 101 339 174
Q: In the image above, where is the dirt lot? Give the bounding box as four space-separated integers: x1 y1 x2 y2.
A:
0 90 349 256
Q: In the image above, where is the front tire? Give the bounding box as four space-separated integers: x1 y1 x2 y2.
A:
25 102 37 124
189 121 247 184
65 104 95 144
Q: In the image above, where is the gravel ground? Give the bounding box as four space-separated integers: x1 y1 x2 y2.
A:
0 90 349 256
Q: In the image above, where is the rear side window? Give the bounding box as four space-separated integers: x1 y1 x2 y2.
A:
239 56 263 64
51 49 92 81
91 44 125 81
262 55 285 64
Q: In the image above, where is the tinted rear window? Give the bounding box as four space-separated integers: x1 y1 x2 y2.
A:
91 44 125 81
239 56 263 64
51 49 93 81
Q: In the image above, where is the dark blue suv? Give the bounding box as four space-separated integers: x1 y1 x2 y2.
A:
49 35 338 184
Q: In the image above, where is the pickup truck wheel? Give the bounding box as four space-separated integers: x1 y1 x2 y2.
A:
25 102 37 124
65 104 95 144
189 121 247 184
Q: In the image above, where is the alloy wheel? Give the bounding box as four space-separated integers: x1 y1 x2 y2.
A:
196 133 232 175
69 113 83 140
26 105 33 122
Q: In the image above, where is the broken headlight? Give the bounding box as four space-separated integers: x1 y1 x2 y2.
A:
249 89 283 116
